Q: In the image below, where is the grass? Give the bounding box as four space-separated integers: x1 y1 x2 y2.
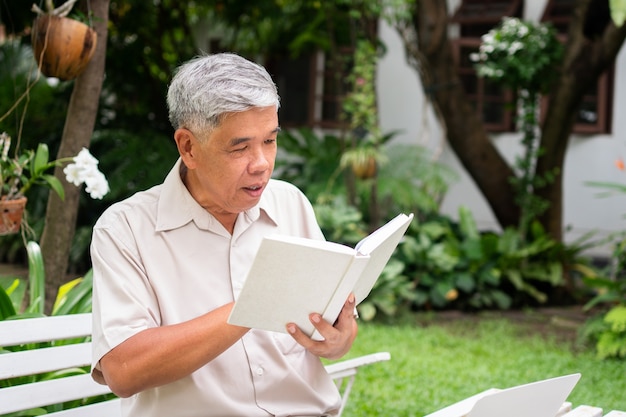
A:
329 311 626 417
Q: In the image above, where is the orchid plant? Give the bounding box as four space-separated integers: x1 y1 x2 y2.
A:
0 131 109 202
470 17 563 241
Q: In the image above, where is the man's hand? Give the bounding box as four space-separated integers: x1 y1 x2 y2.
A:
286 293 358 360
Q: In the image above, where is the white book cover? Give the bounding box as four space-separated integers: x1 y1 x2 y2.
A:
228 213 414 339
424 374 581 417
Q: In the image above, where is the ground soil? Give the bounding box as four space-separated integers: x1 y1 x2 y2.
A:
417 306 595 348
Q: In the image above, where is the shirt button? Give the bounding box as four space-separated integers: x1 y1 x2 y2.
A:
256 367 264 376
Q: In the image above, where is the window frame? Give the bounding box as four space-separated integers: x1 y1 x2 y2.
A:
540 0 614 134
450 0 613 135
451 37 517 132
450 0 522 133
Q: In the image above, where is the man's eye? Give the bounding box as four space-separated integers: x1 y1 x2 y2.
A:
265 139 276 145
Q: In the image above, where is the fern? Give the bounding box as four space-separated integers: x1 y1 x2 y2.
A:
605 305 626 332
596 305 626 359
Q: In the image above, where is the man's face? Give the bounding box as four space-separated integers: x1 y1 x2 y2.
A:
183 106 279 219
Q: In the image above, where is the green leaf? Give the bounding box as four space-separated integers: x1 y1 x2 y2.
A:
52 270 93 315
42 174 65 200
427 242 460 272
27 241 45 315
40 367 88 381
605 305 626 333
0 286 17 320
52 278 83 314
1 278 25 311
461 238 483 261
610 0 626 26
491 290 512 309
458 205 479 240
505 269 523 289
357 302 376 321
456 272 475 293
421 221 451 240
32 143 51 175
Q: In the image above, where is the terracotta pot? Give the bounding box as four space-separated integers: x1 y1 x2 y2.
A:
0 197 27 236
31 15 97 81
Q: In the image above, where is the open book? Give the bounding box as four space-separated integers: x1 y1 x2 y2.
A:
228 213 413 339
424 373 581 417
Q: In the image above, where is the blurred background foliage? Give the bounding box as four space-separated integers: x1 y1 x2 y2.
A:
0 0 624 359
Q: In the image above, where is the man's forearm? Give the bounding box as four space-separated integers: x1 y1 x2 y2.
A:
98 302 248 397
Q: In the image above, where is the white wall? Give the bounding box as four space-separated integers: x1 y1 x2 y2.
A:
376 4 626 256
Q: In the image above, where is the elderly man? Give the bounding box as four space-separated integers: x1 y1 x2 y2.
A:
90 52 358 417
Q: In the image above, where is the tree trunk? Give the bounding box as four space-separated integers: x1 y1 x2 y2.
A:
398 0 626 242
406 0 520 228
41 0 109 313
537 0 626 241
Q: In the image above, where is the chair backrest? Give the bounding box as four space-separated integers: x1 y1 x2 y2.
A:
0 313 390 417
0 314 121 417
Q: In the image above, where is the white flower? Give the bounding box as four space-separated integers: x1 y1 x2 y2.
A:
517 24 529 37
508 41 524 55
73 148 99 169
62 148 110 199
63 164 83 186
84 171 109 200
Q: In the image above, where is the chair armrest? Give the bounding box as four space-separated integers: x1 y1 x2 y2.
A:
325 351 391 379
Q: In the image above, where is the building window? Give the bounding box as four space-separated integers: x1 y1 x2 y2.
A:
450 0 613 135
267 49 353 130
450 0 523 132
453 38 517 132
541 0 613 134
450 0 522 26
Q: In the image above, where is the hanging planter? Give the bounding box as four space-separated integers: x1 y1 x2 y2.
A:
0 131 110 237
0 197 27 236
31 0 97 81
340 145 387 180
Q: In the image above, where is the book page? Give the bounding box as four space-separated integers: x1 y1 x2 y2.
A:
228 237 355 336
355 213 413 255
267 234 356 255
313 255 369 340
353 213 413 303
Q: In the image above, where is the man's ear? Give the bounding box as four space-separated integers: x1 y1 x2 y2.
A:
174 128 198 169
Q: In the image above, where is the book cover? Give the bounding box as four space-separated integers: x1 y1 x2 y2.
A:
227 213 414 338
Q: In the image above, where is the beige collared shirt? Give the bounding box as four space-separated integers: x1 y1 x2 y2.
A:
90 159 341 417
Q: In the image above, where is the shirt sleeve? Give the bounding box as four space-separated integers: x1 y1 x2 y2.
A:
90 209 161 373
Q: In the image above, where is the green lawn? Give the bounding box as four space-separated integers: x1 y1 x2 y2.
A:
331 312 626 417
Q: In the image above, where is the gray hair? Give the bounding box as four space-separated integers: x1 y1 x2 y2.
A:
166 53 280 134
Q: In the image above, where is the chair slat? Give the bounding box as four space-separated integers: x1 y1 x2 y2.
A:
0 342 92 379
562 405 604 417
1 314 92 346
0 373 112 415
46 398 122 417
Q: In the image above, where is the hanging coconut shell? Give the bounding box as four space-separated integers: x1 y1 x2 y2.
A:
351 156 377 180
31 14 97 81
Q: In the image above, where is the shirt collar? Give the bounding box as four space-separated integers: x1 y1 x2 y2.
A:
156 158 278 232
